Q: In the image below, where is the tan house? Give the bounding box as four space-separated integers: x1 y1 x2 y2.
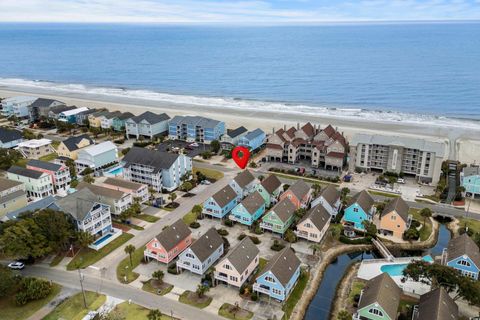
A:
295 204 331 243
377 197 412 239
0 178 27 220
17 139 54 159
56 134 94 160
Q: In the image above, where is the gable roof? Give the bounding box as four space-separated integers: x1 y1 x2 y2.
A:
446 233 480 268
381 197 410 222
270 198 296 223
322 125 336 138
286 180 310 200
27 159 63 172
77 182 127 200
154 219 192 252
61 134 94 151
49 105 76 115
318 185 340 206
414 288 458 320
243 128 265 140
80 141 117 156
226 126 248 138
55 188 104 221
29 98 64 108
239 191 264 215
130 111 170 124
189 228 224 262
117 112 135 120
347 190 374 213
222 237 259 275
0 127 23 144
260 247 300 287
358 273 401 320
301 123 315 137
123 147 180 173
212 185 238 208
0 189 26 205
0 177 23 192
103 177 145 190
233 170 256 188
261 174 282 194
299 204 330 231
7 166 45 179
6 195 59 220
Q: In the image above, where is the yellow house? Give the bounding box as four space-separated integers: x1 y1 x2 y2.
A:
378 197 412 239
88 110 109 128
56 134 94 160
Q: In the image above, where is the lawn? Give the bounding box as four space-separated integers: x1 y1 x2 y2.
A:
50 252 66 267
39 152 58 162
193 167 224 181
368 190 400 198
67 233 134 270
114 301 173 319
0 283 61 320
137 214 160 223
182 210 198 225
282 269 310 320
15 157 28 167
179 291 212 309
269 172 339 186
43 291 106 320
218 303 253 320
458 217 480 234
409 209 433 241
348 280 365 304
142 279 174 296
117 243 147 283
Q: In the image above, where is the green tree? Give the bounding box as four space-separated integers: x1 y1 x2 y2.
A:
0 265 15 298
196 284 210 298
0 148 23 170
33 209 75 252
152 270 164 284
75 231 94 253
124 244 136 267
312 183 322 197
337 310 352 320
284 229 297 243
168 192 177 204
362 220 377 238
0 219 51 258
403 228 420 241
340 187 350 206
294 208 307 220
147 309 162 320
65 158 77 178
210 140 221 153
309 243 320 255
419 208 433 225
192 204 203 219
180 181 193 192
83 174 95 184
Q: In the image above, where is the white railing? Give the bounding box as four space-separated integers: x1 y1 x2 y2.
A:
253 284 270 295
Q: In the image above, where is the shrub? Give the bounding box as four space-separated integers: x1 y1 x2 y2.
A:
284 229 297 243
403 228 420 241
251 292 258 301
217 228 229 236
237 233 247 241
271 240 285 251
249 236 261 245
224 218 234 227
167 265 179 275
121 147 131 155
15 277 53 305
410 220 421 228
339 235 372 245
189 222 200 229
133 141 152 148
354 294 361 303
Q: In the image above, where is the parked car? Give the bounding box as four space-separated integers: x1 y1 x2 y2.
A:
397 178 405 184
201 180 212 185
189 142 199 147
7 261 25 270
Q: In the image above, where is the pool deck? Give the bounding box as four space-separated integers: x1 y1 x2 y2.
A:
89 228 123 251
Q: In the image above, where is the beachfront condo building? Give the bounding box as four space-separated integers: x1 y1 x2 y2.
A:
349 133 447 185
265 123 347 172
0 178 28 220
28 98 66 122
0 127 24 148
17 138 55 159
122 147 192 192
7 166 55 200
125 111 170 139
461 166 480 198
1 96 37 118
168 115 225 144
75 141 119 174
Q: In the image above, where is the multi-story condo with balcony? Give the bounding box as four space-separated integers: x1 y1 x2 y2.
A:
0 178 27 220
101 177 149 203
1 96 37 118
77 182 133 215
0 127 24 148
125 111 170 139
7 166 54 200
265 123 347 171
26 159 71 192
122 147 192 192
168 115 225 144
349 133 447 185
111 112 134 132
75 141 118 174
17 138 54 159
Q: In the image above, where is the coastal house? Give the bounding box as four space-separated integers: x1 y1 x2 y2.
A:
168 115 226 144
461 166 480 198
229 170 258 198
3 195 58 222
310 185 341 216
76 108 102 126
75 141 118 174
58 107 89 123
176 228 224 275
349 133 447 185
56 134 95 160
260 198 296 235
342 190 376 231
26 159 71 192
412 288 459 320
265 123 347 172
101 177 149 203
253 247 301 302
100 111 123 129
144 219 192 264
230 191 266 226
279 179 311 209
112 112 134 132
203 185 239 219
377 197 412 238
28 98 65 122
354 273 401 320
88 110 110 128
441 233 480 280
122 147 192 191
0 178 27 220
295 204 331 243
214 237 259 288
238 128 266 151
0 127 24 148
220 126 248 150
77 182 133 215
17 138 54 159
1 96 37 118
7 166 54 200
47 105 77 120
125 111 170 140
254 174 283 205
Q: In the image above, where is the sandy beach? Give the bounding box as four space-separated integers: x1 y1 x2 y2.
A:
1 86 479 164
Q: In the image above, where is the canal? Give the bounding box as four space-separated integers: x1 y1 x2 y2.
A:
304 221 452 320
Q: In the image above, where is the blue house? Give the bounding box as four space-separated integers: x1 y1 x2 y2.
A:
230 191 265 226
229 170 258 199
442 233 480 280
238 128 266 152
342 190 375 231
203 185 239 219
253 247 301 302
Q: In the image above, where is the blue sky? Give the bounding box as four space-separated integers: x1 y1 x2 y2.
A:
1 0 479 23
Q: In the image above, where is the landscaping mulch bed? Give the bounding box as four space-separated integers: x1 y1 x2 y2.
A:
165 202 180 209
150 280 173 295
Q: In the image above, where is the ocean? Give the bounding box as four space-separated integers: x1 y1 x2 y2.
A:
0 22 479 126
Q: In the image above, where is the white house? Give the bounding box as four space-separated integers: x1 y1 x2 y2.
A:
310 185 342 216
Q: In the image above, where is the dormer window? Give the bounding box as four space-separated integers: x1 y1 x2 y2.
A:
457 260 471 267
368 308 383 317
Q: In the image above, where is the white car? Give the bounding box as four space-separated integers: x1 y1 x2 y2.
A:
7 261 25 270
189 142 199 147
397 178 405 184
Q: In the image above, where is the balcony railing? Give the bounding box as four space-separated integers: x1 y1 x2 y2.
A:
253 284 270 295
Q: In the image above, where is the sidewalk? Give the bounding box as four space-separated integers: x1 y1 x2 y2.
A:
27 287 79 320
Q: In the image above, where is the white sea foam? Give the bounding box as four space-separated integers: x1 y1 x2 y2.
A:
1 77 479 130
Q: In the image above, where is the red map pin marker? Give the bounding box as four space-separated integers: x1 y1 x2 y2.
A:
232 146 250 169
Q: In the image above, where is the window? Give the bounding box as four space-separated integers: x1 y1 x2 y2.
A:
457 260 471 267
265 276 275 283
230 276 238 282
353 208 358 213
368 308 383 317
391 215 396 221
186 253 194 259
272 288 282 295
224 264 231 270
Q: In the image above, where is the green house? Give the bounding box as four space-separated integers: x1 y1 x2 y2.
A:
355 273 401 320
112 112 134 132
259 198 296 234
254 174 282 205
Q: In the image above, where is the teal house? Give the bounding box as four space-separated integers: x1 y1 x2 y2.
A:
461 167 480 198
230 191 265 226
342 190 375 231
254 174 282 205
260 198 296 235
112 112 134 132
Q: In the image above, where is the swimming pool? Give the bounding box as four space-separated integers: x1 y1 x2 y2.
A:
380 256 433 276
106 166 123 176
93 233 113 246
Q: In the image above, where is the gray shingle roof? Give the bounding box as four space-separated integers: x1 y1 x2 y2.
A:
269 198 296 223
381 197 410 223
169 115 222 128
103 177 144 190
29 98 64 108
189 228 224 262
446 233 480 268
239 191 264 215
358 273 401 320
61 134 94 151
226 126 248 138
347 190 374 213
414 288 458 320
7 166 45 179
27 159 62 172
0 177 23 192
261 174 282 194
212 185 238 208
6 195 59 220
0 189 26 205
130 111 170 124
318 185 340 207
221 237 259 275
49 105 76 115
55 188 105 221
243 128 265 140
286 180 310 200
0 127 23 144
299 204 330 231
122 147 181 173
233 170 256 189
117 112 135 120
77 182 127 200
155 219 192 252
260 247 300 287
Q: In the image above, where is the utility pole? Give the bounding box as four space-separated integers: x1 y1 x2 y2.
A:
77 267 87 308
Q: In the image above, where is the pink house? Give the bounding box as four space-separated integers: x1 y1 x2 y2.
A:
26 159 71 192
279 179 311 209
144 219 192 264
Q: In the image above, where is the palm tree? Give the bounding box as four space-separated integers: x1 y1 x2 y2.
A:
168 192 177 205
152 270 164 284
309 243 321 255
75 231 94 255
312 183 322 198
147 309 162 320
340 187 350 206
420 208 433 225
124 244 136 267
196 284 210 298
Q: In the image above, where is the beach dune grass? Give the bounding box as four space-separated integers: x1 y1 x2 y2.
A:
0 283 61 320
67 233 134 270
116 244 147 283
43 291 106 320
179 290 212 309
218 303 253 320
